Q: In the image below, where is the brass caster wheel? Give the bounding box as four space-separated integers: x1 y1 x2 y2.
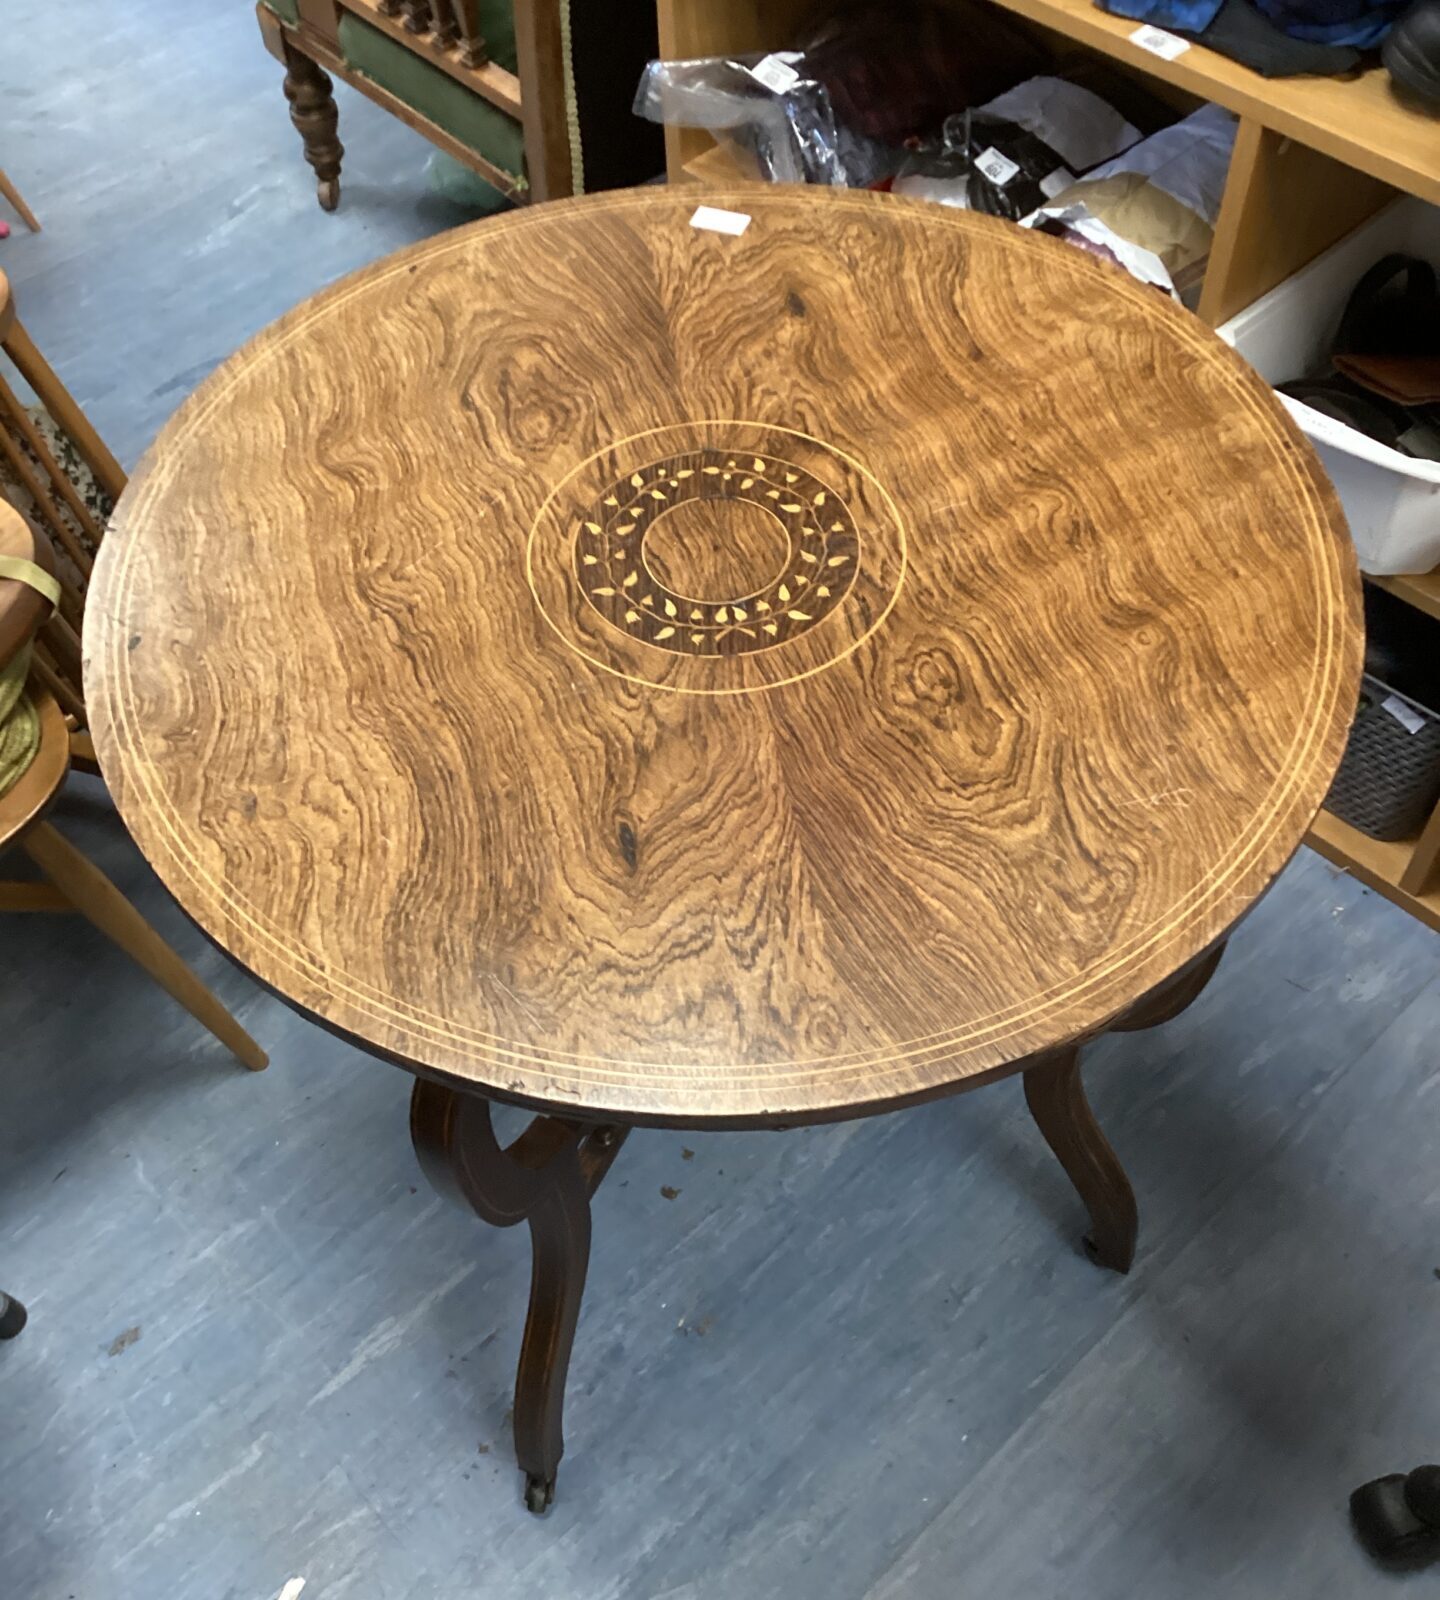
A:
317 177 340 212
524 1474 555 1515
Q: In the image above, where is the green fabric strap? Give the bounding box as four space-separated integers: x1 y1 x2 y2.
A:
0 553 61 612
0 646 40 802
0 557 56 800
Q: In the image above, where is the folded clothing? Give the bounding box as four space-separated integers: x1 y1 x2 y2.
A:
1098 0 1371 72
1252 0 1404 46
1179 0 1363 74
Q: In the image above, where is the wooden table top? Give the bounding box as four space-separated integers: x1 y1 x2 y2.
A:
86 187 1361 1127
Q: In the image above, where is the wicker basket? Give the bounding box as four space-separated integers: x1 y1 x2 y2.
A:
1326 674 1440 841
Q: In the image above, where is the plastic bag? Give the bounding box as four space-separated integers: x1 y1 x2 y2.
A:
891 75 1141 219
948 77 1143 222
634 53 849 185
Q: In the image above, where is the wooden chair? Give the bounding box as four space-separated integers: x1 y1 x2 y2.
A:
0 303 264 1341
0 170 41 235
256 0 661 211
0 507 267 1339
0 268 126 761
0 502 267 1073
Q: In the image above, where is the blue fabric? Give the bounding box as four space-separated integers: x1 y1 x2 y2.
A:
1099 0 1224 28
1251 0 1401 45
1097 0 1397 45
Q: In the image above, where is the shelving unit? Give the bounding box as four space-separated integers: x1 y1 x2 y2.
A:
657 0 1440 929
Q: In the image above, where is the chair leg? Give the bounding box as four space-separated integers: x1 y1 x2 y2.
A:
69 729 101 777
282 48 344 212
0 168 40 232
1023 1045 1138 1273
0 1292 27 1339
18 821 268 1072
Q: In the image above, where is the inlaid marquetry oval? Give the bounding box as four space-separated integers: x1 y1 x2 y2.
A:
529 420 900 692
85 187 1362 1127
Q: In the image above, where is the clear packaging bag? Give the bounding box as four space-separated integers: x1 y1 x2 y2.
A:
633 52 849 185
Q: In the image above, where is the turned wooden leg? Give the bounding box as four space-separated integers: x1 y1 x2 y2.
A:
0 1291 28 1339
1023 1046 1137 1273
282 48 343 212
18 821 268 1072
410 1080 628 1512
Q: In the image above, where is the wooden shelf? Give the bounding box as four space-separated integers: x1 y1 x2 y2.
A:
1375 568 1440 624
657 0 1440 934
984 0 1440 205
671 0 1440 207
679 141 755 187
1306 808 1440 931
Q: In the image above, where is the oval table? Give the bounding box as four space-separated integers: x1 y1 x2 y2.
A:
87 187 1361 1512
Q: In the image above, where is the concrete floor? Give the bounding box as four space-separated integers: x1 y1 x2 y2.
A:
3 6 1440 1597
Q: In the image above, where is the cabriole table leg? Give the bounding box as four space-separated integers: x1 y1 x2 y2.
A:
409 1079 628 1512
1022 1046 1139 1274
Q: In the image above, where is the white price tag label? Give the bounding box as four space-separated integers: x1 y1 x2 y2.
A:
750 53 802 93
1129 23 1191 59
974 146 1021 187
1381 693 1428 735
690 205 751 237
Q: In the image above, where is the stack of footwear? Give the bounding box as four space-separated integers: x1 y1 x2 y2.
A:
1279 254 1440 460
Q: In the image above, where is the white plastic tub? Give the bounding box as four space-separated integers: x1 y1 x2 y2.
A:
1217 197 1440 576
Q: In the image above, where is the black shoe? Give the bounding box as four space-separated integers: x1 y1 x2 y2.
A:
1384 0 1440 104
0 1292 26 1340
1351 1466 1440 1570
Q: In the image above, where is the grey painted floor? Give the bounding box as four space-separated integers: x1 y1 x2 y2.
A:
3 8 1440 1597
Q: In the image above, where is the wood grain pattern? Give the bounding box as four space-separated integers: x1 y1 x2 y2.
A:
85 187 1362 1127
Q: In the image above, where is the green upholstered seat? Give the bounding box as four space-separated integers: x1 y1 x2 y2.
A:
337 14 525 190
259 0 525 192
258 0 661 204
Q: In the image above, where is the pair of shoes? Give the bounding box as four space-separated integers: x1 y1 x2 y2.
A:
1280 254 1440 460
1385 1 1440 103
1351 1465 1440 1570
